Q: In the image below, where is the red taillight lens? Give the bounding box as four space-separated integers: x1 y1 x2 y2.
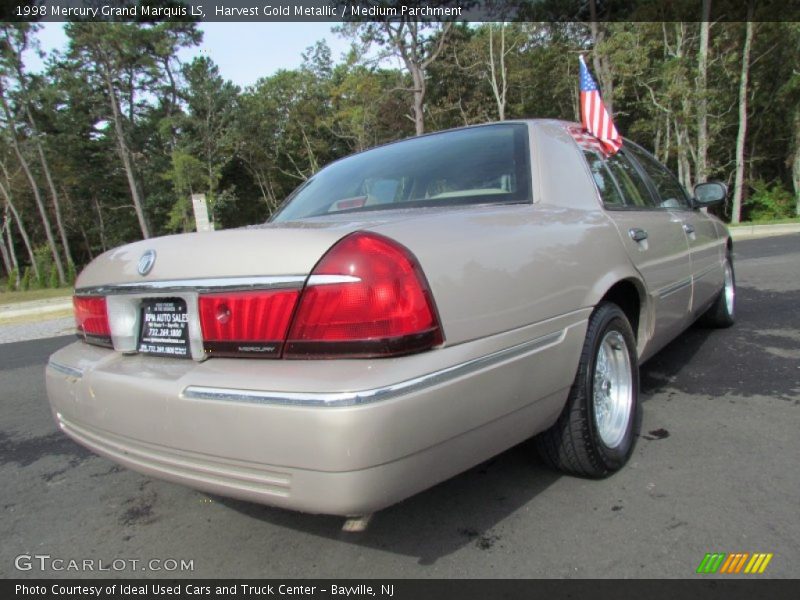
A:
199 290 300 357
74 296 112 347
285 232 443 358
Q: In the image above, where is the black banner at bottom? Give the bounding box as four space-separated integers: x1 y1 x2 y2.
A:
5 579 799 600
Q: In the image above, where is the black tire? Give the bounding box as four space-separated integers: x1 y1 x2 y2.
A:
535 302 640 478
699 254 735 328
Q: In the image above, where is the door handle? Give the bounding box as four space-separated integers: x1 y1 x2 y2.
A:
629 228 648 242
683 223 696 234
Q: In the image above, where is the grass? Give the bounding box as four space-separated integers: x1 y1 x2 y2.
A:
0 287 74 305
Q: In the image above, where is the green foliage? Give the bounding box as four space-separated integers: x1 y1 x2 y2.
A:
66 262 77 286
0 18 798 270
5 268 17 292
32 245 54 289
48 264 59 288
20 266 31 291
166 195 193 233
744 180 795 221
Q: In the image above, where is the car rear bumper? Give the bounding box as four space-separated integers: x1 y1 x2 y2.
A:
45 313 587 515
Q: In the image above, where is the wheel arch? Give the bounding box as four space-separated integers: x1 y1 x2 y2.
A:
597 278 647 355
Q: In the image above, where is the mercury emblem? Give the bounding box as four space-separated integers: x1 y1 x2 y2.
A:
138 250 156 276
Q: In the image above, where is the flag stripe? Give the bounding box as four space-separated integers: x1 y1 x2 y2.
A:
579 56 622 155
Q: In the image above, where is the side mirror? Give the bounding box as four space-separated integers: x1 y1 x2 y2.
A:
693 181 727 207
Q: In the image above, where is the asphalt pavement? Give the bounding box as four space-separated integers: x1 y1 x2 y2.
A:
1 234 798 579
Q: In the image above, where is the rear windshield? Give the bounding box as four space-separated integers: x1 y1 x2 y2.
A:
271 123 532 222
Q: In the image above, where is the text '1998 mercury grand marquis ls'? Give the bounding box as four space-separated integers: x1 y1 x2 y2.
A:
46 120 734 518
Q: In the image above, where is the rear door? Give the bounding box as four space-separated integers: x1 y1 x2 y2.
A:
624 143 724 314
583 150 692 351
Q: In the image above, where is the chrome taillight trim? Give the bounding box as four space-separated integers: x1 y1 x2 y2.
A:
75 275 308 296
306 274 361 286
181 329 566 407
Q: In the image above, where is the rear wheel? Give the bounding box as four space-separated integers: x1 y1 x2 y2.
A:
699 255 735 328
535 302 640 478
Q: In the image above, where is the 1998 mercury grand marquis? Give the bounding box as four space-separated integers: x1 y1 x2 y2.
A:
46 120 734 517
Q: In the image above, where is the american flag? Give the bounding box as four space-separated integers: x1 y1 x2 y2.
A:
579 55 622 154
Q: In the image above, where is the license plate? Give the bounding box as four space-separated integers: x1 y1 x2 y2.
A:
138 298 190 358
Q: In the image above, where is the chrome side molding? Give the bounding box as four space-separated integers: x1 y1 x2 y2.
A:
47 361 84 379
657 277 692 300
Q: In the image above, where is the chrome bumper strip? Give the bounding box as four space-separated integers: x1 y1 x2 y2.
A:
47 361 84 379
182 329 567 408
75 275 307 296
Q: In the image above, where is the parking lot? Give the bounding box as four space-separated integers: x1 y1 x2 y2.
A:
1 234 798 579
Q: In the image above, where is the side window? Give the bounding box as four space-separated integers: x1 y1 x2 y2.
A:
584 151 626 207
605 152 656 208
625 143 690 209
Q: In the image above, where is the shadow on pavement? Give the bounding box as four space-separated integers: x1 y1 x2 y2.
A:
642 286 799 400
219 439 561 565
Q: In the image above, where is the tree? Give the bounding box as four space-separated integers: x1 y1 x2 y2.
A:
731 15 755 224
0 150 37 280
66 22 201 239
165 56 238 228
339 19 453 135
695 0 711 184
0 23 73 276
0 85 64 283
588 0 616 116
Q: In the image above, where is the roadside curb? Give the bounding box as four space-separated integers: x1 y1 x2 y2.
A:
729 223 800 240
0 298 73 322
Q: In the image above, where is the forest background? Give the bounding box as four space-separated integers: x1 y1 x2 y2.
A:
0 15 798 289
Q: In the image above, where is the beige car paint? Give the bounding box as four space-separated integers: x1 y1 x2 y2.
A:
46 120 730 515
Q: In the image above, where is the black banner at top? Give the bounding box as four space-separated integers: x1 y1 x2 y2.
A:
3 0 799 23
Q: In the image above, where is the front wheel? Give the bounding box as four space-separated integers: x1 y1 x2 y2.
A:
535 302 640 478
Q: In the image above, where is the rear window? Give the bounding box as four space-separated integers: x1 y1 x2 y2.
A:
271 124 532 222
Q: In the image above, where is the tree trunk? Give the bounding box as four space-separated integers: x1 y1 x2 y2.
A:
487 23 508 121
0 168 38 279
409 63 425 136
92 196 108 253
0 219 11 278
589 1 614 116
101 62 151 239
0 86 65 281
11 33 74 274
78 222 94 261
674 118 693 191
28 104 74 271
731 16 754 224
793 109 800 216
383 21 451 137
696 0 711 184
3 207 19 280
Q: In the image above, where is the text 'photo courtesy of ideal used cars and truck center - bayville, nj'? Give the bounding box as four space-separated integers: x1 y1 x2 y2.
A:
1 0 799 592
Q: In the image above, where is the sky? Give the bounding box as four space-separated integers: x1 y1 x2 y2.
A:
26 22 355 88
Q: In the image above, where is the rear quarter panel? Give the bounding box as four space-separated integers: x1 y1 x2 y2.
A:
370 121 645 351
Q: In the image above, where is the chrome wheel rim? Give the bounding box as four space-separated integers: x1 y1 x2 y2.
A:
724 262 735 316
593 331 633 449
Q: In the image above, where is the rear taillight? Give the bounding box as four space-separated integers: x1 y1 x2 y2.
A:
199 290 300 357
284 232 443 358
74 296 112 347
